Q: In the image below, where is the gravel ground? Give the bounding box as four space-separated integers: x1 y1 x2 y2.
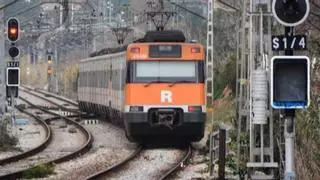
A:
0 151 21 160
45 120 139 180
37 89 78 106
19 91 56 108
20 87 78 110
49 120 86 151
13 121 46 150
0 113 46 160
98 148 184 180
174 129 212 180
18 90 212 179
0 121 86 176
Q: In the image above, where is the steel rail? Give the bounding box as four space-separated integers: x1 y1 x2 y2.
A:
0 96 93 180
85 146 143 180
0 102 52 165
20 86 79 113
21 85 78 107
158 145 192 180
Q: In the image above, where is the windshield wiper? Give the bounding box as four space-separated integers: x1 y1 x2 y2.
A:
144 80 171 87
168 80 193 87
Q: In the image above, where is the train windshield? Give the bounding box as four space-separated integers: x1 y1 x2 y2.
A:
127 61 204 83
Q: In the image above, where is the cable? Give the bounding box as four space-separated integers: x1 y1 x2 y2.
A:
310 11 320 18
165 0 207 20
311 0 320 10
0 0 19 10
307 19 320 32
216 0 240 12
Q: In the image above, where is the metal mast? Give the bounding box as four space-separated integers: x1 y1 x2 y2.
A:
206 0 214 128
236 0 278 179
0 10 6 118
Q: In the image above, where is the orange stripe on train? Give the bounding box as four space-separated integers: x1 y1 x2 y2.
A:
125 84 205 105
127 43 205 60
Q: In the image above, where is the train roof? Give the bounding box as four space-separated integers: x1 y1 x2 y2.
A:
89 30 187 57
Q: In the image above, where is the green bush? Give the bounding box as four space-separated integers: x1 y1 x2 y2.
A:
22 163 55 179
213 54 237 99
225 154 237 172
0 122 18 151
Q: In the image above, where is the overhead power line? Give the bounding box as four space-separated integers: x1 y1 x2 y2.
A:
216 0 240 12
5 0 91 19
0 0 19 10
165 0 207 20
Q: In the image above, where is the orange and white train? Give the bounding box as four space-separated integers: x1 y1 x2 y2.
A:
78 31 206 142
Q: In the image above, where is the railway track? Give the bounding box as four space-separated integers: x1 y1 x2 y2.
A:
85 146 143 180
0 91 93 180
21 86 194 179
158 145 192 180
21 85 78 107
0 102 52 166
20 87 79 114
85 145 192 180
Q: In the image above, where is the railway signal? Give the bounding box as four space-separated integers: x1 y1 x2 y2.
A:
270 56 310 109
272 0 310 27
48 55 52 64
47 67 53 78
8 46 19 58
7 18 19 42
7 18 20 59
6 67 20 87
271 1 310 177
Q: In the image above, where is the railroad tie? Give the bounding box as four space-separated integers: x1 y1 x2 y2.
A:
84 120 100 125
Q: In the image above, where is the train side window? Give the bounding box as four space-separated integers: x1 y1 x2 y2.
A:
84 72 87 87
87 72 89 87
85 72 87 87
88 72 91 87
100 71 103 88
126 62 133 83
93 71 96 87
98 71 101 88
198 62 205 83
104 71 107 88
94 71 99 87
110 64 113 81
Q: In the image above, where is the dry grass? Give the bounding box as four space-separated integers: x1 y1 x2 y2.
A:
206 87 235 132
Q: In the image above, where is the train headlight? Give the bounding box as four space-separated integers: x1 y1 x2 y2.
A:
188 106 202 112
130 106 143 112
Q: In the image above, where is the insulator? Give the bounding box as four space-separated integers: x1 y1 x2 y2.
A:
252 69 268 124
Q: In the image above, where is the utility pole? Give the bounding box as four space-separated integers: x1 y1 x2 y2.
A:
236 0 277 179
206 2 214 174
236 1 250 177
0 10 6 120
54 0 69 94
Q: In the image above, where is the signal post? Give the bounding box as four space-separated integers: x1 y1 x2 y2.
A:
6 17 20 124
272 0 310 179
0 10 6 120
47 54 53 92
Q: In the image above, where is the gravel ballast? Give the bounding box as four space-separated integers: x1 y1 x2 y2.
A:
46 121 138 179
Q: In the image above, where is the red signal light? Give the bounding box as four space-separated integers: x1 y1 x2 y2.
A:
47 68 53 76
9 27 17 35
7 18 19 42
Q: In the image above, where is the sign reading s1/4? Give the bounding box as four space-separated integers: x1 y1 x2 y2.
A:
7 61 19 67
272 35 307 51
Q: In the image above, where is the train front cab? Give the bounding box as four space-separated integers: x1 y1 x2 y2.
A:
124 43 206 142
124 105 206 142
